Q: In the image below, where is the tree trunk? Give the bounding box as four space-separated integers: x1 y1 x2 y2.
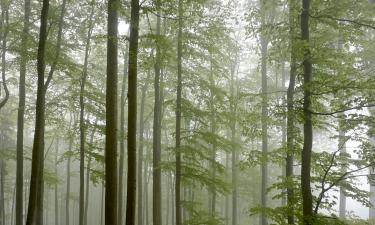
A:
125 0 140 224
301 0 313 224
79 2 95 225
153 1 162 224
230 59 238 225
175 0 183 224
84 123 97 225
105 0 119 224
118 44 129 225
208 53 217 217
225 153 229 225
260 1 269 224
25 0 49 224
55 140 59 225
286 0 297 224
0 159 5 225
338 117 347 219
16 1 31 224
137 70 151 225
144 155 150 225
66 137 73 225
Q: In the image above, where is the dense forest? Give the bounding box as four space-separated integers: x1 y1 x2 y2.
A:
2 0 375 225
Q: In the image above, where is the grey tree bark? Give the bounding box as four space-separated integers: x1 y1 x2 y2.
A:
125 0 140 224
105 0 119 224
286 0 297 223
79 2 95 225
301 0 313 224
16 1 30 224
118 44 129 225
175 0 183 224
153 1 163 224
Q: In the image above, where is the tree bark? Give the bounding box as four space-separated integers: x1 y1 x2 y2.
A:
301 0 313 224
79 2 95 225
137 71 151 225
0 159 5 225
125 0 140 224
209 53 217 217
25 1 49 224
55 140 59 225
105 0 119 224
286 1 297 224
175 0 183 224
84 122 97 225
118 44 129 225
66 137 73 225
153 1 162 224
16 0 30 224
260 1 268 224
230 59 238 225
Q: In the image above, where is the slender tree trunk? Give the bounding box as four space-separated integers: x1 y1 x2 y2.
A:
281 62 287 208
225 153 229 225
0 160 5 225
105 0 119 224
84 123 97 225
153 1 162 224
55 140 59 225
286 1 297 224
144 156 150 225
25 1 49 224
260 1 269 224
118 44 129 225
208 53 217 217
79 2 95 225
11 183 15 225
16 1 31 224
230 59 238 225
66 137 73 225
175 0 183 224
301 0 313 224
125 0 140 224
137 71 151 225
337 41 346 220
338 116 346 219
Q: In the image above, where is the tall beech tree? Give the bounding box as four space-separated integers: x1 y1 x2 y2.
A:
16 0 31 221
286 0 297 224
175 0 183 224
105 0 119 224
126 0 140 224
153 1 162 224
79 2 95 225
25 0 50 224
300 0 313 224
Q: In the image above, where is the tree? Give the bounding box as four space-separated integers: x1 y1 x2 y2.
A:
300 0 313 224
79 2 95 225
16 0 31 223
286 0 297 224
25 1 50 224
175 0 183 224
259 1 269 225
118 44 128 225
105 0 119 224
125 0 140 224
153 1 162 224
